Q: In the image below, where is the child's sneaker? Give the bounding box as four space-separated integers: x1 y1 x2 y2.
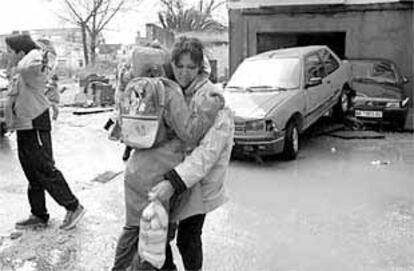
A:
59 204 86 230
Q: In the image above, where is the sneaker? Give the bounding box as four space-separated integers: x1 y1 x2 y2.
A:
59 210 72 229
15 215 48 230
59 204 86 230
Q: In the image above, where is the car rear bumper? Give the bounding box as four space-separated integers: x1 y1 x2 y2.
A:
232 134 285 156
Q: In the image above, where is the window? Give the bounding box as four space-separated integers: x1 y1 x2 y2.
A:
320 49 339 75
351 60 398 84
305 53 325 83
372 62 397 82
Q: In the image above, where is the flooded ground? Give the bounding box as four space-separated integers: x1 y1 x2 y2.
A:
0 107 413 271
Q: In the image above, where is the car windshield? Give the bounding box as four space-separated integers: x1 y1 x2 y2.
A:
351 61 398 84
227 58 300 91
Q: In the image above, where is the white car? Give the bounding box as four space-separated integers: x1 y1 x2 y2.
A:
225 45 352 159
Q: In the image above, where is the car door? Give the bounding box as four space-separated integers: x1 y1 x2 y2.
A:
320 48 342 106
303 52 328 126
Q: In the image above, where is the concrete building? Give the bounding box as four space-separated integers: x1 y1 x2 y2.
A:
228 0 414 109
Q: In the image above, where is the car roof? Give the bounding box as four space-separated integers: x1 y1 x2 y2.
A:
247 45 328 61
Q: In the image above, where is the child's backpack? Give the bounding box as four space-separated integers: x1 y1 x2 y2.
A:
119 77 166 149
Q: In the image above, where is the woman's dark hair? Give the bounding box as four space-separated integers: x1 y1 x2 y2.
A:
5 34 39 55
171 36 204 67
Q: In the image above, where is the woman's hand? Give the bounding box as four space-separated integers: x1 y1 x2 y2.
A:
198 91 225 120
52 105 59 120
149 181 175 202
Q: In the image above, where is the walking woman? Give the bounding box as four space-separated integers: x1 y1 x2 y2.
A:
5 34 85 231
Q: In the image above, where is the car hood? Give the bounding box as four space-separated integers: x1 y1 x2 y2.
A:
351 81 404 99
223 90 295 120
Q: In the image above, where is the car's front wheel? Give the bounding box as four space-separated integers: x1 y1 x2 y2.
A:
0 122 7 136
333 88 350 120
283 120 299 160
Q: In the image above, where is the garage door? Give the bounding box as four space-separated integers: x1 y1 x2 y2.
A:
257 32 346 58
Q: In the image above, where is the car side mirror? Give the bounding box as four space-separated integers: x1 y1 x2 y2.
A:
402 76 409 84
306 77 322 88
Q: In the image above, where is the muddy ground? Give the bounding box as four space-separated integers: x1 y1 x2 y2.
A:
0 106 413 271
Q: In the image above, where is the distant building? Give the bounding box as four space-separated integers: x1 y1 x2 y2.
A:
145 23 175 48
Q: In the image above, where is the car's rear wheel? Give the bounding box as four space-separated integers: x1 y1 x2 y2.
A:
333 88 350 121
283 120 299 160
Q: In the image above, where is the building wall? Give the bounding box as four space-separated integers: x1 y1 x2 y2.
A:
206 43 229 81
227 0 404 9
229 3 414 103
145 23 175 49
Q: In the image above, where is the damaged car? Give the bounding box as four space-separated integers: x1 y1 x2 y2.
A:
349 58 409 129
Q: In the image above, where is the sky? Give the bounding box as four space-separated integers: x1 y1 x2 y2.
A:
0 0 227 44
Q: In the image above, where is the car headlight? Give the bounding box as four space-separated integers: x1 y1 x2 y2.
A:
352 95 365 106
245 120 265 132
386 101 401 108
245 119 278 132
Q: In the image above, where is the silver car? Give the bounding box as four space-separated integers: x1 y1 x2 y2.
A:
224 46 352 159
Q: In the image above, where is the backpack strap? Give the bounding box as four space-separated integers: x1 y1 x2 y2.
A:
154 78 165 121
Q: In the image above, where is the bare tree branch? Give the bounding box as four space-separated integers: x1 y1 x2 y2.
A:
54 0 142 65
96 0 126 32
63 0 83 22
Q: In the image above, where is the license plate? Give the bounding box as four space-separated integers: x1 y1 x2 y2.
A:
355 110 383 118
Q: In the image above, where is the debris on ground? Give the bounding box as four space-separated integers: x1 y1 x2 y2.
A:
371 160 391 166
308 123 346 137
73 107 114 115
90 171 123 183
10 232 23 240
328 130 386 140
343 115 365 131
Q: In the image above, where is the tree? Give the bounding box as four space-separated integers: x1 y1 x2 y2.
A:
158 0 225 33
58 0 140 66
